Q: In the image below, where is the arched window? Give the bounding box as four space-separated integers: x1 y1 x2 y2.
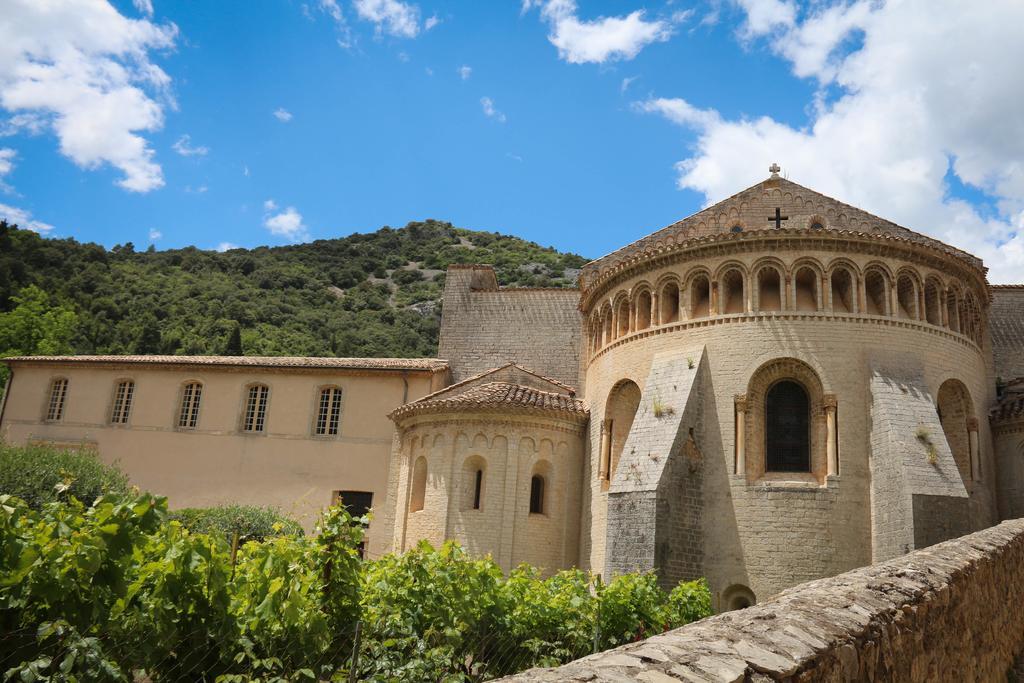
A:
616 298 630 337
46 377 69 422
794 267 818 311
473 469 483 509
410 456 427 512
178 381 203 429
720 269 745 314
830 268 854 313
315 386 343 436
864 269 888 315
635 290 652 330
660 281 680 324
242 383 270 432
765 380 810 472
937 380 974 484
110 379 135 424
730 225 743 233
924 279 942 326
722 584 756 611
946 289 961 332
896 274 917 319
529 475 545 514
757 267 782 312
602 305 613 346
690 274 710 318
602 380 641 487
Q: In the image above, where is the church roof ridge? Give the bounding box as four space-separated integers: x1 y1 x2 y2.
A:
2 355 450 373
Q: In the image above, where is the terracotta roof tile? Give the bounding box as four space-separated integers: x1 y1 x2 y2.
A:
3 355 449 373
992 381 1024 422
390 381 588 421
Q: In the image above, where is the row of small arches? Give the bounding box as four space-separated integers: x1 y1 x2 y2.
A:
587 259 984 355
408 455 549 515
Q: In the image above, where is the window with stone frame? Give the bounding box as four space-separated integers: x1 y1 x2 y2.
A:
410 456 427 512
315 386 343 436
177 381 203 429
110 379 135 424
45 377 68 422
242 383 270 433
765 380 811 472
529 474 545 514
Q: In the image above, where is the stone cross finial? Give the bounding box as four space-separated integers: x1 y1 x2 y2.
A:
769 162 781 177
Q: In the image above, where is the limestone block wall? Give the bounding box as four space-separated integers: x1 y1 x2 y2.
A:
438 266 583 389
990 285 1024 382
604 348 706 589
502 519 1024 682
994 419 1024 520
582 297 996 606
387 414 585 573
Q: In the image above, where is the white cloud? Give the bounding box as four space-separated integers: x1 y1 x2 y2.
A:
480 97 506 123
0 202 53 233
636 0 1024 283
172 133 208 157
353 0 421 38
217 241 238 252
243 165 250 177
318 0 343 22
424 14 440 31
132 0 154 17
262 200 309 242
272 107 293 122
148 228 161 241
0 148 15 188
0 0 177 193
523 0 674 64
734 0 796 38
620 75 638 93
457 65 472 80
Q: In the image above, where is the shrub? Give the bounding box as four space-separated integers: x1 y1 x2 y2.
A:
0 442 131 508
169 504 304 543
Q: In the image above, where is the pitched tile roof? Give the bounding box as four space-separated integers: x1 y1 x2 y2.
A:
390 381 588 421
992 380 1024 423
583 175 982 285
2 355 449 373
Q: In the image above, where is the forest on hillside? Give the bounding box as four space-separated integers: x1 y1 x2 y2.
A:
0 219 587 364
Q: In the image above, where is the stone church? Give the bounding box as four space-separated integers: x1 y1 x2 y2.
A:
4 167 1023 611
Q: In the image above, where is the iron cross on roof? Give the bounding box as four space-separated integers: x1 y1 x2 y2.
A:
768 207 789 229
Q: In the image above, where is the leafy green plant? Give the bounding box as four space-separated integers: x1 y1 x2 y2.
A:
652 397 674 418
169 504 304 544
915 426 938 465
686 357 695 369
0 442 130 509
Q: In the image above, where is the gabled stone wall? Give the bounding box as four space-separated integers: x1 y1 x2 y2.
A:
503 519 1024 682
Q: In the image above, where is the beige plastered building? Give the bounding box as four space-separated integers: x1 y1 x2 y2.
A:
3 169 1024 610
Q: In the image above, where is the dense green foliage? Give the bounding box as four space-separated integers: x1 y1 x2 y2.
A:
0 443 130 509
0 492 712 681
0 219 586 364
169 505 304 543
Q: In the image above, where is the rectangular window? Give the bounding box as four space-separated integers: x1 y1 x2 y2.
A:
110 380 135 424
46 378 68 421
315 387 343 436
242 384 269 432
178 382 203 429
333 490 372 558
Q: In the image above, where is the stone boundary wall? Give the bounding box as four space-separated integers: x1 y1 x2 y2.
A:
503 519 1024 682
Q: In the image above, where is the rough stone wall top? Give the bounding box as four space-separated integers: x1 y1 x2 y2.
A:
438 265 582 389
581 175 981 288
502 519 1024 682
990 285 1024 382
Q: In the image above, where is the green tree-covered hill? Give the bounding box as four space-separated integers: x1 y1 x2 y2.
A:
0 220 587 359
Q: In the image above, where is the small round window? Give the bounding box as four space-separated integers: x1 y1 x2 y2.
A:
810 222 824 230
730 225 743 233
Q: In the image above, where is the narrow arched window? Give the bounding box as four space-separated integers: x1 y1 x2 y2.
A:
242 383 270 432
765 380 810 472
178 382 203 429
315 386 343 436
46 377 68 422
529 475 545 514
110 379 135 424
410 456 427 512
472 469 483 510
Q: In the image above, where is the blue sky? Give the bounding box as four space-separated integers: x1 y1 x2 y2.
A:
2 0 1023 281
